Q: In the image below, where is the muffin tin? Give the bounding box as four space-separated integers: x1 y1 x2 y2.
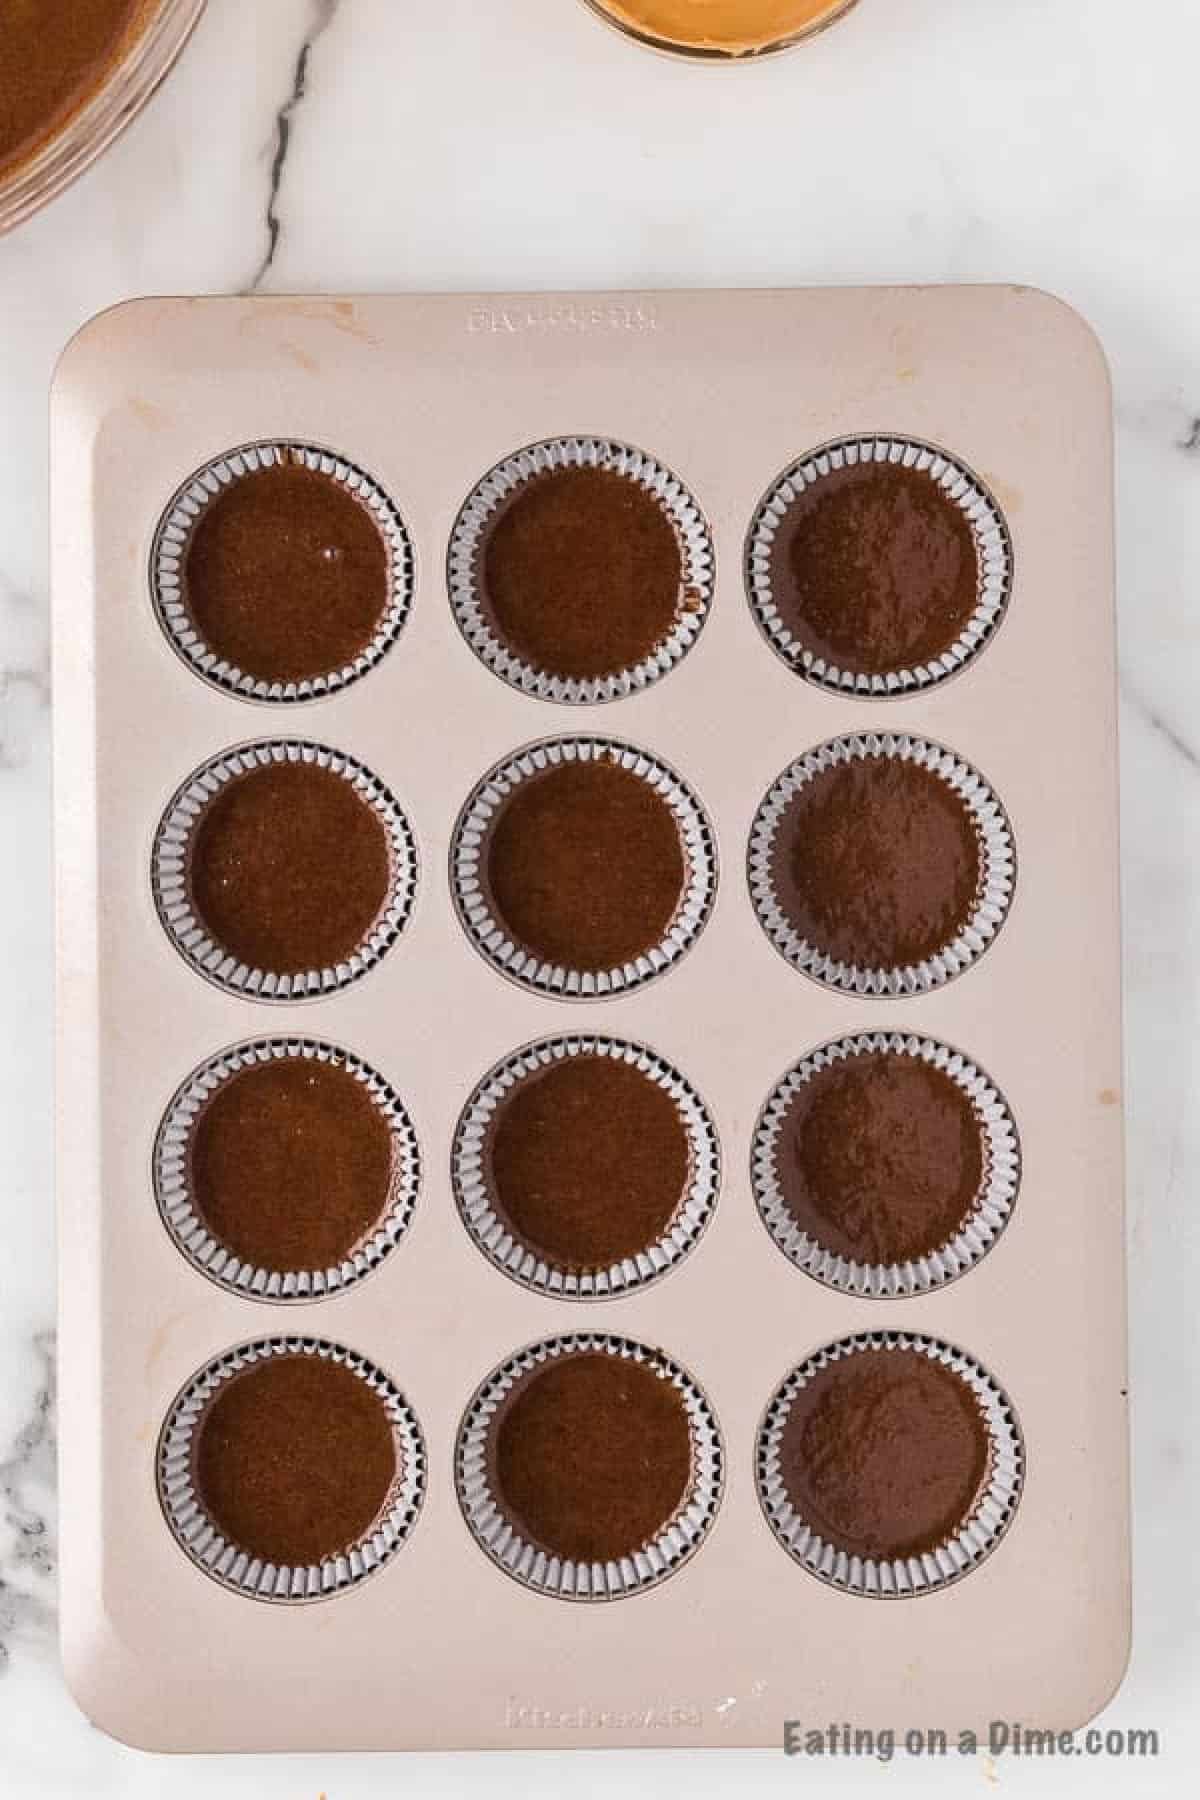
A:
53 287 1128 1751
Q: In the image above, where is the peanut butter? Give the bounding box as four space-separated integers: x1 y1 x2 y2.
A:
588 0 857 55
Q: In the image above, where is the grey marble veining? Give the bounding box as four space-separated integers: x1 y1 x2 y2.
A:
0 1333 56 1672
0 574 50 774
248 0 343 292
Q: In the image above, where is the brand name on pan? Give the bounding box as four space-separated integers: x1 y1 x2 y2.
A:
505 1700 702 1731
467 300 662 336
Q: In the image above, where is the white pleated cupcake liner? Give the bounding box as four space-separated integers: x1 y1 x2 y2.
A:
158 1337 426 1604
447 436 714 704
756 1332 1024 1599
745 435 1012 696
152 738 419 1002
451 735 718 1000
154 1037 421 1303
456 1333 724 1602
747 732 1016 996
752 1032 1020 1297
151 441 414 703
452 1034 720 1299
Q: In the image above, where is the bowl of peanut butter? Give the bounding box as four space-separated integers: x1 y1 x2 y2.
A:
581 0 860 58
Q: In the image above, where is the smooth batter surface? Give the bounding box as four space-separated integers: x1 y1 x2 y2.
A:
589 0 855 55
0 0 152 177
478 465 687 681
488 1353 693 1563
778 1348 992 1560
182 461 391 685
187 761 392 975
774 1053 985 1265
190 1057 398 1273
193 1355 398 1567
483 758 688 970
770 757 983 969
485 1054 691 1270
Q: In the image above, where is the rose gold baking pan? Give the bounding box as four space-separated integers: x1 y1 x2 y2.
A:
52 288 1128 1751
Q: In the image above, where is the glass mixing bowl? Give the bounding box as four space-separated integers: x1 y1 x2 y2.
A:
0 0 207 234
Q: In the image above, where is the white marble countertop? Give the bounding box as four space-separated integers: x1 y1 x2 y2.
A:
1 0 1195 1793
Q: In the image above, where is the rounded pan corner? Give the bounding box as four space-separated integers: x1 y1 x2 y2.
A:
61 1611 183 1756
1005 286 1114 403
1069 1610 1135 1736
51 298 187 431
1023 1593 1133 1739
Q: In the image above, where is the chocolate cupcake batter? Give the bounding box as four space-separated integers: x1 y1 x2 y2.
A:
182 461 391 685
768 462 980 675
477 465 687 681
777 1348 991 1561
0 0 150 178
483 758 688 970
770 756 983 969
193 1354 398 1567
488 1352 693 1564
485 1055 690 1270
187 760 392 974
189 1057 397 1273
774 1053 985 1265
